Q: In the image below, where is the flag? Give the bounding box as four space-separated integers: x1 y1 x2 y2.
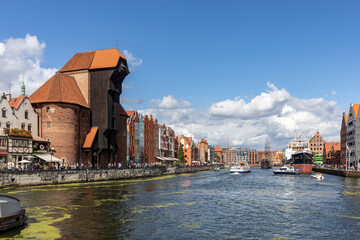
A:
346 144 349 150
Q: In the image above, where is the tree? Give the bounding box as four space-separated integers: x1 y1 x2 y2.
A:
178 144 185 164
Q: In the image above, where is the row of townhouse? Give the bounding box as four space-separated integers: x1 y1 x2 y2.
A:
126 110 178 165
340 104 360 169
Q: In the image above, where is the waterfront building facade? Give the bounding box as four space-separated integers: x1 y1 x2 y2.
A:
30 73 91 165
30 48 129 167
340 113 348 166
199 139 208 163
309 131 325 164
207 145 215 163
323 142 341 166
214 145 222 163
178 135 197 165
247 149 258 165
346 104 360 168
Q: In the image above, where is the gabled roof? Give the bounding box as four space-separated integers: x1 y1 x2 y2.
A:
59 48 126 72
9 95 28 110
345 113 349 124
325 142 340 155
29 72 89 108
215 145 222 152
83 127 98 149
126 110 135 118
201 138 208 144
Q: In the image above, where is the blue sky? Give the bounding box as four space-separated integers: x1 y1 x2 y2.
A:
0 1 359 149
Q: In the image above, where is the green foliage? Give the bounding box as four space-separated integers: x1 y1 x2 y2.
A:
177 144 185 164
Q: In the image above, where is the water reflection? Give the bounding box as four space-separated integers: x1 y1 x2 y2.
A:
0 169 359 239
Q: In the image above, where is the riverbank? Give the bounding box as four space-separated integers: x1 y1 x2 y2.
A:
312 166 360 178
0 165 219 188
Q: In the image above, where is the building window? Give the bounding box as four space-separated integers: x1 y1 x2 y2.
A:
28 124 31 132
6 123 10 128
21 123 25 129
2 109 6 118
47 122 51 128
25 110 29 119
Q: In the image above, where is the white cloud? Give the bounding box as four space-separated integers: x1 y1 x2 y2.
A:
122 50 143 71
139 83 344 150
150 95 192 109
0 34 57 97
332 90 336 95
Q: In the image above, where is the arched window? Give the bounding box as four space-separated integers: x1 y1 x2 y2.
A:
28 124 32 132
21 123 25 129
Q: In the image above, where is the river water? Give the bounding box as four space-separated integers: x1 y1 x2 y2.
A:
1 168 360 240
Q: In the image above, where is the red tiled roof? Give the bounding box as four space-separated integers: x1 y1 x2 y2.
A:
83 127 98 149
345 113 349 124
215 145 222 152
29 72 89 108
60 48 126 72
9 95 28 110
201 139 208 144
126 110 135 118
354 104 360 119
333 142 341 151
325 142 339 155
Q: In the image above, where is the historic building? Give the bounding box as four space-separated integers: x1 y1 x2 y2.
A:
178 135 197 166
323 142 341 166
143 115 155 164
346 104 360 168
30 48 129 166
199 139 208 164
214 145 222 163
0 82 38 168
207 145 215 163
247 149 258 166
340 112 349 166
309 131 325 164
30 73 91 165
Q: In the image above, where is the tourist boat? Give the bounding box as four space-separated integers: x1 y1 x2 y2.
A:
311 173 324 180
214 166 220 171
230 162 251 174
291 150 314 174
0 195 27 231
273 165 301 175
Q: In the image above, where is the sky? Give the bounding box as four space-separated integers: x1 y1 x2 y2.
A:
0 0 359 150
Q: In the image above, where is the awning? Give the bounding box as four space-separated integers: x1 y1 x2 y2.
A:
155 157 179 162
34 154 62 163
83 127 98 149
0 153 8 156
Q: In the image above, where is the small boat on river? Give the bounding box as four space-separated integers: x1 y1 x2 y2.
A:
214 166 220 171
273 165 301 175
0 195 27 232
230 162 251 174
311 173 324 180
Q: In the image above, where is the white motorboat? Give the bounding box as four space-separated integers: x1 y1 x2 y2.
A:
311 173 324 180
230 162 251 174
273 165 301 175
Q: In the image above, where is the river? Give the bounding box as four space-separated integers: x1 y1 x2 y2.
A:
1 168 359 239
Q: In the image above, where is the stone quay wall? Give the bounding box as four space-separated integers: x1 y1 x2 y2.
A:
313 167 360 178
0 165 215 188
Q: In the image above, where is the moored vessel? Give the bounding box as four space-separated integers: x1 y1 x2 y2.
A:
230 162 251 174
273 165 301 175
0 195 27 231
291 151 313 174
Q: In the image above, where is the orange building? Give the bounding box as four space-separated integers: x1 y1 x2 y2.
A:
178 135 197 166
309 131 325 155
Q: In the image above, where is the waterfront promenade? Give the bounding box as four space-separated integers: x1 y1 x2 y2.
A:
0 165 219 188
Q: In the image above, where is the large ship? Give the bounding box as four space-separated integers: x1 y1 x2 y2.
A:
291 151 313 174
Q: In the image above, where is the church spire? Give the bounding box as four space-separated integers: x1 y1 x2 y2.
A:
21 74 25 97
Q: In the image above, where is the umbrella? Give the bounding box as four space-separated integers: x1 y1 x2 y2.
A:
24 155 36 159
19 160 31 163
